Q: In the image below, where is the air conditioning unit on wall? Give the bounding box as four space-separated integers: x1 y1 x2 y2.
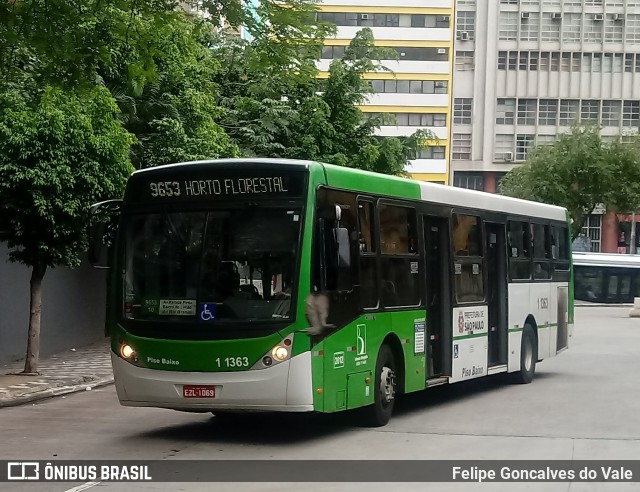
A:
521 12 530 19
504 152 514 162
552 12 562 20
594 13 604 21
459 31 470 41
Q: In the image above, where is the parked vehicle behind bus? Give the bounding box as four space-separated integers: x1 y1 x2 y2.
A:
573 252 640 304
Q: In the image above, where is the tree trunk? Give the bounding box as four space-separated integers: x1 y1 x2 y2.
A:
23 261 47 375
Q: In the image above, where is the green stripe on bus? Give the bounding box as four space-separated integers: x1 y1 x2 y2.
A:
453 332 488 340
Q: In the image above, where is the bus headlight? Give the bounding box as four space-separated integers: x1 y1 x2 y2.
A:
118 342 142 366
272 346 289 361
252 334 294 369
120 344 135 359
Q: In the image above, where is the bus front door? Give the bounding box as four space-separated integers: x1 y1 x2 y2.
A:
486 222 508 367
423 216 451 378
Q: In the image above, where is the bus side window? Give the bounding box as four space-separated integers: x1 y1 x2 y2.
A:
378 204 420 308
551 225 570 280
508 220 531 280
358 201 378 309
452 213 484 303
532 223 551 280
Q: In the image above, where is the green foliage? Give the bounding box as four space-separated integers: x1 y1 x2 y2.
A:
100 13 239 167
0 86 134 268
499 125 640 238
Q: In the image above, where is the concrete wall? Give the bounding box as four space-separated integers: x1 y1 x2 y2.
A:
0 244 108 364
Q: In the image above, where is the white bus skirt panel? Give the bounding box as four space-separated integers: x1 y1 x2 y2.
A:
111 351 314 412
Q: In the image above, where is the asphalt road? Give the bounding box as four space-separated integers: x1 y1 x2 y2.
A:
1 306 639 492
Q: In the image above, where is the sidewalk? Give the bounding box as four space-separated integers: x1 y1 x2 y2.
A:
0 340 114 408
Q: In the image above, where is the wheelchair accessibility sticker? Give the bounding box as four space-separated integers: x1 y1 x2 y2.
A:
198 303 216 322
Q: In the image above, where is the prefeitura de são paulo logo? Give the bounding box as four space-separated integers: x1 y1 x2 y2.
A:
458 312 465 334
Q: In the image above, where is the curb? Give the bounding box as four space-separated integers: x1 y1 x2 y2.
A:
0 377 114 408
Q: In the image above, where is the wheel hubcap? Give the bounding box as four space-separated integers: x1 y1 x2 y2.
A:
380 366 396 404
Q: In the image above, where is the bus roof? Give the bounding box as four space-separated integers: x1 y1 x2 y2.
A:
573 252 640 268
132 158 568 222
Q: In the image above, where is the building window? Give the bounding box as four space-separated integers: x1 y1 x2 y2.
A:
454 172 484 191
550 52 560 71
418 146 447 159
559 99 580 125
625 53 634 73
581 100 600 122
519 51 529 70
412 14 451 28
517 99 537 125
539 52 550 71
495 134 514 161
455 51 475 71
541 12 561 41
452 133 472 160
498 51 507 70
562 13 582 42
395 47 449 61
539 99 558 126
623 101 640 127
454 98 473 124
602 100 622 126
516 134 535 160
613 53 624 72
536 135 556 146
508 51 518 70
571 52 581 71
381 113 446 127
457 11 476 40
499 11 519 40
520 12 540 41
321 45 346 59
625 14 640 43
370 79 449 94
605 15 624 42
584 14 604 43
580 214 602 252
496 98 516 125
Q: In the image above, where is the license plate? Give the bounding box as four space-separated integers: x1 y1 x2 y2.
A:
183 385 216 398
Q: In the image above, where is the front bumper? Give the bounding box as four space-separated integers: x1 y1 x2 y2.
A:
111 351 314 412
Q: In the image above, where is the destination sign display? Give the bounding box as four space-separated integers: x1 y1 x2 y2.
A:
148 176 289 198
126 166 307 203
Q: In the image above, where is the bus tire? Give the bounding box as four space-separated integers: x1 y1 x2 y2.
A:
363 344 397 427
513 324 537 384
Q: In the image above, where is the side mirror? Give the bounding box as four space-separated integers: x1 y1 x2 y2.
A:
88 199 122 268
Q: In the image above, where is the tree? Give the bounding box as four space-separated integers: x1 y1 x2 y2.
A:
100 13 240 168
499 125 640 239
0 87 134 373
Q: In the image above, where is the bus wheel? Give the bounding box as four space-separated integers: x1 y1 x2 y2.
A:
364 344 397 427
513 324 537 384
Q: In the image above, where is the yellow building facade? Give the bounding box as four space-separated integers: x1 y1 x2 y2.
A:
316 0 454 184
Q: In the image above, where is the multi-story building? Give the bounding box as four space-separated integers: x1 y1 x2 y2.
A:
317 0 455 184
452 0 640 251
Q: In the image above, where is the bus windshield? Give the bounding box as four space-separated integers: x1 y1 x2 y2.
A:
123 206 301 323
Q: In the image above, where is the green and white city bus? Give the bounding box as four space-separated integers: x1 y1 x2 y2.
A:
90 158 574 426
